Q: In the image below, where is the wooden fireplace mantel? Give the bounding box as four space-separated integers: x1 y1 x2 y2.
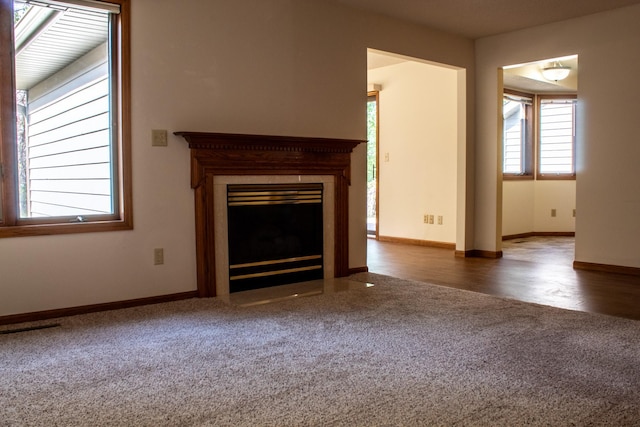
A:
175 131 364 297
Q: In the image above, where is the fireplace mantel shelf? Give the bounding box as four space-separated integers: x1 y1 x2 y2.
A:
175 131 362 153
175 131 364 298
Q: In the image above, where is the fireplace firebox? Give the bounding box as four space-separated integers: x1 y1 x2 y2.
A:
227 183 324 292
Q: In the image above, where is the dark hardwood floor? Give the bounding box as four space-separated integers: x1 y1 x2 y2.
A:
367 237 640 321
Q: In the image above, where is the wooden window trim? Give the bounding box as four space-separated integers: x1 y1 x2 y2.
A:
0 0 132 238
535 173 576 181
503 174 534 181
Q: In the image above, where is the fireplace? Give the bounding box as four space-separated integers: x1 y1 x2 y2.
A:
226 183 324 292
175 132 363 298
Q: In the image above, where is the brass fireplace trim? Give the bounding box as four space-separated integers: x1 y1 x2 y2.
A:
175 131 364 297
227 183 323 206
230 255 323 270
230 265 323 281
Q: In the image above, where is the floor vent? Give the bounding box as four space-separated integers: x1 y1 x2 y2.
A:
0 323 61 335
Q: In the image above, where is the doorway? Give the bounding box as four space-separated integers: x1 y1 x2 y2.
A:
367 91 379 238
500 55 578 261
366 48 462 248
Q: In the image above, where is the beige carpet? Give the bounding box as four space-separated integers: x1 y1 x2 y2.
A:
1 272 639 426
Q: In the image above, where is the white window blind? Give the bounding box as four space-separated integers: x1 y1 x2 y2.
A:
503 95 531 174
539 99 576 175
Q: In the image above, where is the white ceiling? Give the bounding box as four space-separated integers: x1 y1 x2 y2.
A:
367 51 409 70
364 0 591 94
331 0 640 39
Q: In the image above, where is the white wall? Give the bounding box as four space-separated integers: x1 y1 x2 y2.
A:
0 0 474 317
502 181 576 236
477 4 640 268
502 181 534 236
368 61 458 243
533 181 576 232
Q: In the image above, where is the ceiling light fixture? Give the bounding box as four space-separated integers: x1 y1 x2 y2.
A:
542 61 571 81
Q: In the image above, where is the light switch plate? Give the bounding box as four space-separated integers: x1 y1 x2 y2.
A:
151 129 168 147
154 248 164 265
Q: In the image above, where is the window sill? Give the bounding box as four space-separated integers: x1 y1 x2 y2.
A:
536 174 576 181
0 219 133 238
503 174 534 181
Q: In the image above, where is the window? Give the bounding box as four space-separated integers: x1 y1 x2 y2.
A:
0 0 131 237
502 91 533 178
502 92 576 181
538 96 576 179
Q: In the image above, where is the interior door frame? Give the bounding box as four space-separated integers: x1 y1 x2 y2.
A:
367 90 380 240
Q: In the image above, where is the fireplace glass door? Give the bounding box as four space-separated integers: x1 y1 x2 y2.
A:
227 183 324 292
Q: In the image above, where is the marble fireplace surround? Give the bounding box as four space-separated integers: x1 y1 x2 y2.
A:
175 132 364 298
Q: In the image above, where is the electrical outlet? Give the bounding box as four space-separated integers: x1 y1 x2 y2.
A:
573 209 576 217
437 215 443 225
551 209 557 217
424 214 428 224
151 129 168 147
429 215 434 224
384 152 390 162
154 248 164 265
